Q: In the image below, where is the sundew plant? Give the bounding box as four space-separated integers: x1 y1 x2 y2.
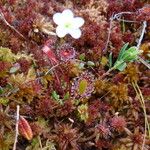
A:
0 0 150 150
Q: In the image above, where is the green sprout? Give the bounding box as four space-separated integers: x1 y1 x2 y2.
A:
52 91 70 105
77 103 89 123
113 43 142 71
101 43 142 79
109 43 142 72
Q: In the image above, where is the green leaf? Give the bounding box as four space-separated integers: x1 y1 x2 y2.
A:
74 99 80 106
52 91 60 100
52 91 63 105
0 87 3 94
63 92 70 100
116 62 127 71
79 53 85 61
78 103 89 122
79 79 88 95
109 52 113 68
117 43 129 60
122 46 140 62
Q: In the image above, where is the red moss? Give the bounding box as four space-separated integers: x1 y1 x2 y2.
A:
35 97 58 118
107 0 143 18
0 61 11 72
53 124 79 150
73 20 107 58
9 36 22 53
96 122 111 139
87 100 101 125
112 73 125 84
110 116 126 132
0 77 8 87
141 87 150 96
30 122 43 136
26 80 42 94
110 24 123 56
123 30 135 44
136 5 150 22
96 139 112 149
72 0 91 6
56 100 75 117
131 133 143 145
17 59 31 73
20 105 34 116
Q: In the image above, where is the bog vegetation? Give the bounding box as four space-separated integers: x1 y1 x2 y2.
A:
0 0 150 150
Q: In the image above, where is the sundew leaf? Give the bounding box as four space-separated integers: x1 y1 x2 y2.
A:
117 43 129 60
79 79 88 95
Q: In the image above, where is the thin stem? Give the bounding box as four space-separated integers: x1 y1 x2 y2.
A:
45 63 60 75
38 136 43 149
100 60 124 79
100 67 114 79
132 81 150 150
103 16 114 53
135 82 150 137
137 21 147 49
13 105 20 150
136 21 150 69
138 57 150 69
132 82 146 150
0 10 26 40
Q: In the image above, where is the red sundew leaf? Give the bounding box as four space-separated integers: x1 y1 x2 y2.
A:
42 45 58 63
18 116 33 140
57 44 76 61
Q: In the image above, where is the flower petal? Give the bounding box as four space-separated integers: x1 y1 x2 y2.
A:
69 29 81 39
72 17 85 28
56 26 68 38
53 13 63 25
62 9 74 19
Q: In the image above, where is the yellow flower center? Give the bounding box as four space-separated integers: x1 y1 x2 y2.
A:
64 22 72 28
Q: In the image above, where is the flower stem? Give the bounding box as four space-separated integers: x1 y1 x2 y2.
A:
132 81 150 150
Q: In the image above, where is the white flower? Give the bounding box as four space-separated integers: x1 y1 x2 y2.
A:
53 9 84 39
